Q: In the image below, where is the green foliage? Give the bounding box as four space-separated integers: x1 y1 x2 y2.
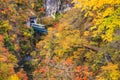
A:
4 34 14 51
0 20 12 34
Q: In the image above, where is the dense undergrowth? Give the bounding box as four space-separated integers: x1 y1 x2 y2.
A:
0 0 120 80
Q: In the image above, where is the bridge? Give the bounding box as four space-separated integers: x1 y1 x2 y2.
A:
28 16 48 34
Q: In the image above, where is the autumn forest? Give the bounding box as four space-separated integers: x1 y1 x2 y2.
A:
0 0 120 80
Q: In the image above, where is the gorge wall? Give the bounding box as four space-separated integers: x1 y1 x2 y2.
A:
44 0 73 16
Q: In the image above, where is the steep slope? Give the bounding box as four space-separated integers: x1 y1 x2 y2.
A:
34 2 120 79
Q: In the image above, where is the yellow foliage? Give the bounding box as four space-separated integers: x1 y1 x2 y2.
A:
9 74 20 80
35 1 120 79
31 3 34 9
102 63 118 70
97 63 120 80
73 0 120 10
83 31 89 36
73 0 120 42
0 20 12 31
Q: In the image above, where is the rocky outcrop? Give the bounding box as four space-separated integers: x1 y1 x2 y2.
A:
44 0 73 16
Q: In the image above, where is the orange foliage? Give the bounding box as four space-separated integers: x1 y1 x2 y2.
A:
0 35 3 41
76 77 82 80
33 70 39 75
51 78 56 80
39 7 45 12
64 58 73 65
75 66 89 80
0 55 8 62
76 66 82 72
39 68 46 73
83 65 89 72
24 0 28 3
16 69 28 80
9 67 15 74
54 22 59 28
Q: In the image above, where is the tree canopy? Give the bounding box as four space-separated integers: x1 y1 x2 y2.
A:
0 0 120 80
